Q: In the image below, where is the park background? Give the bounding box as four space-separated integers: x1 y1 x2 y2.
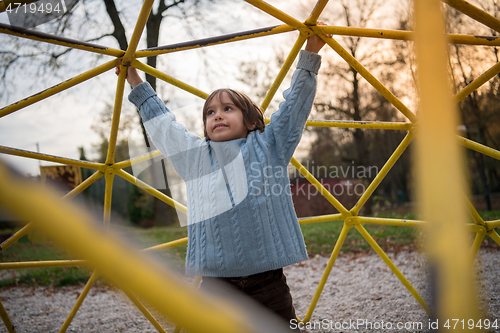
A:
1 0 500 287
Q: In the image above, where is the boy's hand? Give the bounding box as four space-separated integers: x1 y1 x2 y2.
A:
305 21 332 54
115 66 143 89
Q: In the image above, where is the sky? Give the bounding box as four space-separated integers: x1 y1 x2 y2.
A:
0 0 403 176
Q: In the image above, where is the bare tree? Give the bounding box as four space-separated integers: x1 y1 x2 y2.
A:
444 1 500 210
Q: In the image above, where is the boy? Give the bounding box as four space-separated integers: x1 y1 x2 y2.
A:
121 24 330 329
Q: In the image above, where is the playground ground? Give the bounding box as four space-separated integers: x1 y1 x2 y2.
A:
1 248 498 333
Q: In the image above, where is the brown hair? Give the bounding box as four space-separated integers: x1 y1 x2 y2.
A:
202 89 265 140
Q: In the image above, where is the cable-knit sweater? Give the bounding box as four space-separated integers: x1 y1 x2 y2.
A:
128 50 321 277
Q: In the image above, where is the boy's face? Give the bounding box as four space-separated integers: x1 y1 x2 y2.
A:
205 92 252 142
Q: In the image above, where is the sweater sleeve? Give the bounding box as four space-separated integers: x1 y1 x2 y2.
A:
264 50 321 164
128 82 205 161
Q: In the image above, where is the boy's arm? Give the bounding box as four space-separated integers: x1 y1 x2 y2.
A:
264 22 329 164
264 50 321 164
128 81 205 159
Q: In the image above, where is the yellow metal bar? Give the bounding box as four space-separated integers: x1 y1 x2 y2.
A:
302 222 352 323
448 33 500 46
1 238 189 269
243 0 307 31
105 65 127 165
305 119 412 130
174 276 203 333
357 216 426 228
132 60 208 100
464 195 486 227
103 168 115 228
0 223 34 253
468 224 486 233
1 238 188 269
122 0 154 65
470 228 486 259
0 163 263 333
0 145 104 171
455 61 500 103
458 135 500 161
487 229 500 246
0 259 87 270
142 237 188 253
415 0 476 323
0 299 16 333
290 157 350 216
314 29 418 123
0 23 124 57
351 132 415 215
0 59 118 119
115 168 187 214
305 0 329 26
444 0 500 33
136 25 295 58
319 25 500 46
1 171 101 253
63 170 104 201
261 33 307 112
486 220 500 229
59 270 99 333
298 213 344 224
113 149 163 170
121 287 168 333
355 223 433 315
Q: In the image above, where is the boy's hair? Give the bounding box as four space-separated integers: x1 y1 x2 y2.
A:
202 89 265 140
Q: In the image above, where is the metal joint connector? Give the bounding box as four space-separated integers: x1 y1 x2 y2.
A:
345 216 358 226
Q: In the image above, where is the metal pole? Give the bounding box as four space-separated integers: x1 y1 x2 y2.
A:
133 60 208 100
243 0 307 31
0 299 16 333
104 65 127 165
0 23 124 57
415 0 478 323
444 0 500 33
305 0 330 26
351 132 414 215
260 34 307 112
0 146 104 170
115 169 187 214
58 271 99 333
305 120 412 130
291 157 350 216
135 25 294 58
355 223 433 315
302 222 351 323
0 59 118 118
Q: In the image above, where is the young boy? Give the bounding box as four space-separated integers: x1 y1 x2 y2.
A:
122 25 329 329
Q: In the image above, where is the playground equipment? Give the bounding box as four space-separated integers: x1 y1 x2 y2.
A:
1 0 500 332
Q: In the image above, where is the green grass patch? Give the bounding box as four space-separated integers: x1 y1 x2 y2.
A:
121 225 188 269
300 219 419 256
0 239 92 288
1 209 498 287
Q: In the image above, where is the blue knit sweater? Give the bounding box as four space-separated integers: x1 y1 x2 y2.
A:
129 50 321 277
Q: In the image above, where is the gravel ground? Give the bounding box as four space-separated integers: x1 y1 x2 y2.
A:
0 249 498 333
